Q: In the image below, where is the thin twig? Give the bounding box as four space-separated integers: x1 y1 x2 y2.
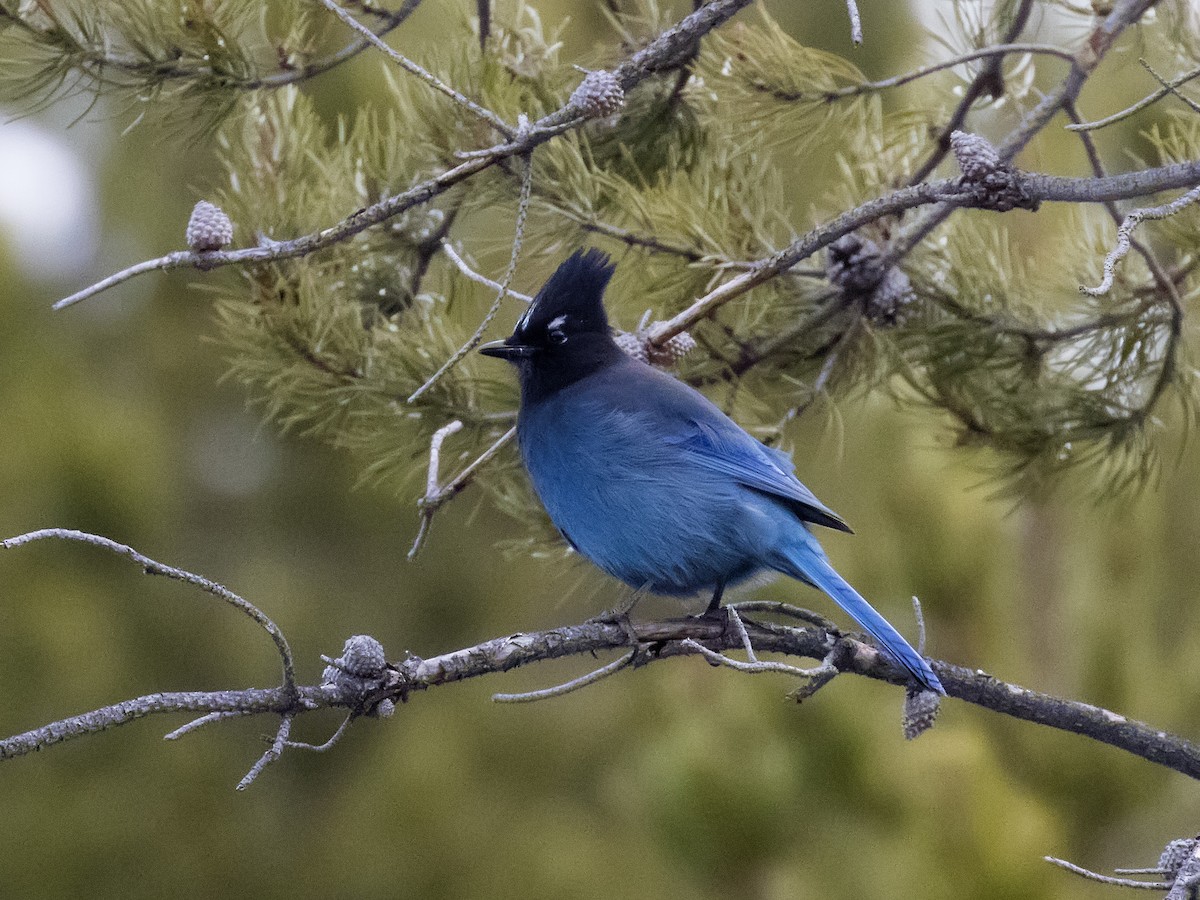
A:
912 596 927 655
1066 62 1200 131
1044 857 1171 889
255 0 426 88
728 600 837 630
54 251 192 310
750 43 1072 104
727 607 756 659
441 241 534 302
425 420 464 497
1140 58 1200 115
682 638 838 679
164 710 255 741
773 327 847 428
408 426 518 559
1081 185 1200 297
493 650 637 702
319 0 514 138
1 529 296 690
408 145 535 403
408 420 465 557
845 0 863 45
237 714 293 790
285 714 354 752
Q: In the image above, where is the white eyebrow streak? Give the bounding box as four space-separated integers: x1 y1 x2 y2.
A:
548 315 568 331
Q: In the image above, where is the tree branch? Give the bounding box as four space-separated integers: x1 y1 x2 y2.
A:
4 532 1200 785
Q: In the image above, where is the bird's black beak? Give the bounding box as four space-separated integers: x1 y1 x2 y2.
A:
479 339 534 360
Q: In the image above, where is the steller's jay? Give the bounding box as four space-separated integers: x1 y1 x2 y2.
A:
480 249 943 694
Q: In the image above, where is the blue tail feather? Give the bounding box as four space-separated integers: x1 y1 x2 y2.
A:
778 541 944 694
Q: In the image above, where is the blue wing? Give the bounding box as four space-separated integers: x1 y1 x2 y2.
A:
625 363 851 533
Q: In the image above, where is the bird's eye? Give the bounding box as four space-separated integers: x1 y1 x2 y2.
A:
547 326 568 345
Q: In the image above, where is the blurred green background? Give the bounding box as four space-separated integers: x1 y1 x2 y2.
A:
3 1 1199 897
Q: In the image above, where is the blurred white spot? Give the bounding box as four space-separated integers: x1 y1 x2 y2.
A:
0 118 98 279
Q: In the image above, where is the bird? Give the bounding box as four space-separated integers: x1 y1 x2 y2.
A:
479 249 944 694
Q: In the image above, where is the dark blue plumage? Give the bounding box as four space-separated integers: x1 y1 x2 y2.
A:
480 249 943 694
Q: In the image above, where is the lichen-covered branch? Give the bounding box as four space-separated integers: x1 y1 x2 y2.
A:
4 588 1200 784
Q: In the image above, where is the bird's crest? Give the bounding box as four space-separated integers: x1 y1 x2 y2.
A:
514 249 615 341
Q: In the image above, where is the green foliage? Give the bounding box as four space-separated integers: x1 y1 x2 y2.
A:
197 0 1200 520
0 0 281 128
5 0 1197 528
694 7 874 153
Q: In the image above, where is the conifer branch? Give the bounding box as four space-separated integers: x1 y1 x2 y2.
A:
883 0 1161 297
642 159 1200 346
908 0 1036 186
52 0 757 311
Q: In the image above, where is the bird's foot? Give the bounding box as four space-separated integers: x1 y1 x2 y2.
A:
589 610 639 646
691 604 729 624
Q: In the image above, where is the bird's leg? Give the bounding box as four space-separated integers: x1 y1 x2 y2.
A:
702 580 726 617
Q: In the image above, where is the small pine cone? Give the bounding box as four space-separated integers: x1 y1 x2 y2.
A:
903 687 941 740
570 70 625 119
950 130 1002 182
338 634 387 677
645 331 697 367
828 233 914 325
827 233 876 293
866 266 916 326
370 698 396 718
1159 838 1199 878
321 664 343 688
614 330 649 363
186 200 233 252
615 328 695 368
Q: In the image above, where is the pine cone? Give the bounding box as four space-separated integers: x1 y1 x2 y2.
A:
950 131 1002 182
186 200 233 252
338 634 387 677
570 70 625 118
614 328 696 368
1159 837 1199 878
613 330 649 363
903 687 941 740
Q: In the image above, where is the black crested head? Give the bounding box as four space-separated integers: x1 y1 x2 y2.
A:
478 249 627 402
512 248 614 346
